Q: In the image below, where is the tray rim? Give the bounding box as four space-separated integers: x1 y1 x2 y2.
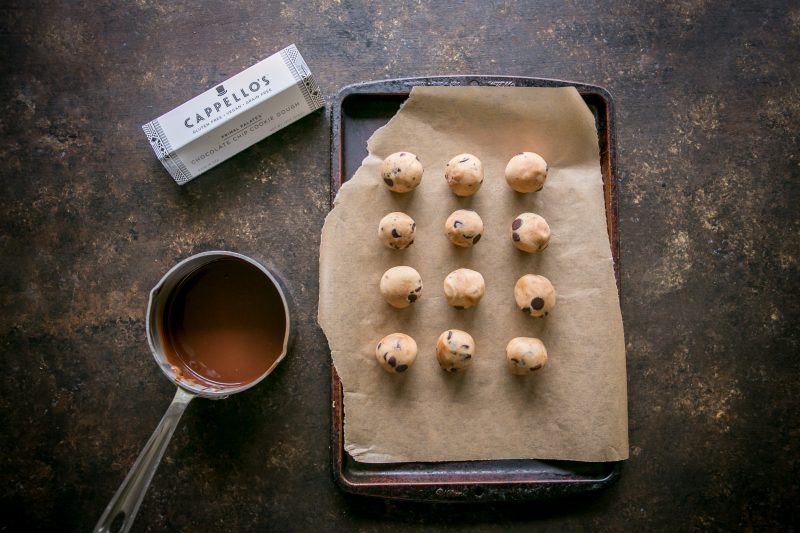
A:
329 75 622 502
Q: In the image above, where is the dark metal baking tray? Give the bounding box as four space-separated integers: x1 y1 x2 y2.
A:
329 76 621 502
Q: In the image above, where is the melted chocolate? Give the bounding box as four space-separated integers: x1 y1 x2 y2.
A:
162 258 286 387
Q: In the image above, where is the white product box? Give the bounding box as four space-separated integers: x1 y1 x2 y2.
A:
142 44 324 184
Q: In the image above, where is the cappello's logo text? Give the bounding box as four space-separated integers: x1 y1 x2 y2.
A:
184 76 270 128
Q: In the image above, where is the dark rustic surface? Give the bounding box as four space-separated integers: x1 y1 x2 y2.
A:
1 1 798 531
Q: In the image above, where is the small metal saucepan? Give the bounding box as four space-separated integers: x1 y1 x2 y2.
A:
95 251 292 533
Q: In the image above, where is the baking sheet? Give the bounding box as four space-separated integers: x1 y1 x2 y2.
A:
319 86 628 463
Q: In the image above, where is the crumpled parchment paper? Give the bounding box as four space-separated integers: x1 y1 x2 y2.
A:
319 86 628 463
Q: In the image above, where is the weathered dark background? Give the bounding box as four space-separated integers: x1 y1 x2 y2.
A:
1 0 798 531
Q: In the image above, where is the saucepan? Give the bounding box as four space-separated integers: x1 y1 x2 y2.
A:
95 251 292 533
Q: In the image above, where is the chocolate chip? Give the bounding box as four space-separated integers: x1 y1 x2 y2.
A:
395 364 408 372
454 220 463 228
388 356 397 367
411 222 416 230
448 367 458 372
512 232 520 242
409 239 415 245
391 228 400 238
522 307 531 313
400 152 406 156
459 157 469 163
395 340 401 349
447 331 452 340
545 164 549 172
461 344 470 349
383 352 389 360
416 155 420 161
516 152 523 156
463 234 474 239
454 305 465 310
532 297 545 310
512 218 523 230
414 286 421 292
544 311 549 316
383 177 394 187
530 364 543 371
461 353 471 360
472 234 481 244
378 342 382 350
510 358 521 365
408 293 418 302
535 185 544 192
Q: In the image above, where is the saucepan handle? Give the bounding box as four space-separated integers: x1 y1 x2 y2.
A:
94 387 195 533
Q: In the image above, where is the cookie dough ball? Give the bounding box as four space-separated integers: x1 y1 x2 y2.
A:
444 209 483 247
378 212 416 250
506 337 548 375
444 153 484 196
443 268 485 309
436 329 475 372
514 274 556 317
380 266 422 309
511 212 551 253
505 152 548 193
375 333 418 374
381 151 423 192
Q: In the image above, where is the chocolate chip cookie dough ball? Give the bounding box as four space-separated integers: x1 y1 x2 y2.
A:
380 266 423 309
506 337 548 375
510 212 551 253
444 153 484 196
443 268 485 309
381 151 423 192
378 212 416 250
436 329 475 372
444 209 483 247
375 333 418 374
514 274 556 317
505 152 548 193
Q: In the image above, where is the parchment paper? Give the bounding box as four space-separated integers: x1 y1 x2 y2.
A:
319 87 628 463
